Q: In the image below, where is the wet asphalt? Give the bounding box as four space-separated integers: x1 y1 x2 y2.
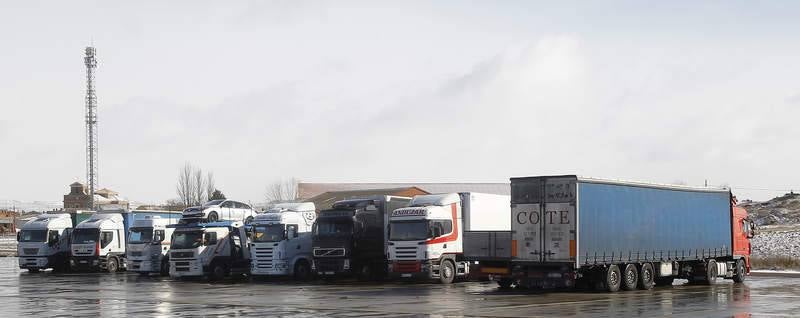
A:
1 258 798 317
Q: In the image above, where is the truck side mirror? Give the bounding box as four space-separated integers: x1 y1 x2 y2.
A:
16 232 20 242
748 220 756 238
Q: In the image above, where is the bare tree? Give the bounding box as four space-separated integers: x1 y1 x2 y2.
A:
206 172 215 202
176 162 195 207
193 167 206 205
265 177 299 204
176 162 217 207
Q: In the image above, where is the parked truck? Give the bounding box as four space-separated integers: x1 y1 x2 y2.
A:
168 220 250 280
250 202 316 279
17 213 74 272
312 196 411 280
126 212 182 275
70 212 128 272
466 175 755 292
387 193 510 284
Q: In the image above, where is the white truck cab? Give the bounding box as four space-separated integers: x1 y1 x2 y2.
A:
388 193 510 283
250 202 316 279
168 220 250 280
127 216 178 275
70 213 127 272
17 213 73 272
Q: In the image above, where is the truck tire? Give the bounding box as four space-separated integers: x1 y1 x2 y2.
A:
210 263 228 281
207 211 219 222
497 278 514 289
638 263 654 290
439 260 456 284
107 257 119 273
294 260 311 281
704 260 718 285
621 264 638 291
605 265 621 292
733 259 746 283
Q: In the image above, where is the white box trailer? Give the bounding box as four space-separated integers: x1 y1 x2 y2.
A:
387 192 510 283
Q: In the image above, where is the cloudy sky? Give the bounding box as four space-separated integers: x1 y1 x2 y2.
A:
1 1 799 204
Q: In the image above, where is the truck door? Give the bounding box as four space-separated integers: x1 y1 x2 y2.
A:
542 178 577 263
512 203 543 261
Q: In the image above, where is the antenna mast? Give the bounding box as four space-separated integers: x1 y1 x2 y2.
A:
84 47 98 209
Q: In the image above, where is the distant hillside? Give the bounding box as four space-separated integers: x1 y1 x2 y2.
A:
740 193 800 225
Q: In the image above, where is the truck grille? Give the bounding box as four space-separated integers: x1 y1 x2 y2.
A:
314 248 345 257
171 251 193 259
253 246 274 268
393 246 417 260
315 258 343 272
129 251 143 257
23 248 39 256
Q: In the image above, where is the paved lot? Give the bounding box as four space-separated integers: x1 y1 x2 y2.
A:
1 258 798 317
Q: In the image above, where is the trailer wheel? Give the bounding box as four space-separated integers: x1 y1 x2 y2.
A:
107 257 119 273
604 265 621 292
439 260 456 284
621 264 638 291
638 263 654 290
703 260 718 285
733 259 746 283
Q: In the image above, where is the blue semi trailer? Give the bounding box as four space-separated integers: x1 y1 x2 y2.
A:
464 175 756 292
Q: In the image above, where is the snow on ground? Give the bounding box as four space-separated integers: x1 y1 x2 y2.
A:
751 227 800 259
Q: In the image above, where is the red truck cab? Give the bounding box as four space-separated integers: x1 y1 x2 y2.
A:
731 197 756 274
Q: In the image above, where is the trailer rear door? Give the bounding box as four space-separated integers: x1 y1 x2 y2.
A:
511 176 577 264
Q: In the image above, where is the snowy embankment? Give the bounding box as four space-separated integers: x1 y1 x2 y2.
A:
750 226 800 270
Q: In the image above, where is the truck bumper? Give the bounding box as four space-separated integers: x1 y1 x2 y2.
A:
70 256 102 271
18 256 50 269
512 265 577 289
389 260 436 280
251 261 291 276
170 259 204 277
312 258 351 276
128 257 159 273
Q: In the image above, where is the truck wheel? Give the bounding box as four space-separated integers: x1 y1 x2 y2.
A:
638 263 654 290
621 264 638 291
497 278 514 289
733 259 746 283
604 265 621 292
294 260 311 281
210 263 228 281
207 212 219 222
704 260 718 285
107 257 119 273
439 260 456 284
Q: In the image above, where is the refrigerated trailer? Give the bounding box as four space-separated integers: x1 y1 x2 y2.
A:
466 175 755 292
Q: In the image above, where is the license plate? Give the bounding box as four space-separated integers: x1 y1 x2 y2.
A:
79 260 87 264
324 271 334 275
401 273 412 278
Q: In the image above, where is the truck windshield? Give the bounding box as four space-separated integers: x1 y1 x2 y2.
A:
253 224 285 242
171 231 203 249
128 228 153 243
315 220 352 237
19 230 47 242
72 228 100 244
389 221 430 241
